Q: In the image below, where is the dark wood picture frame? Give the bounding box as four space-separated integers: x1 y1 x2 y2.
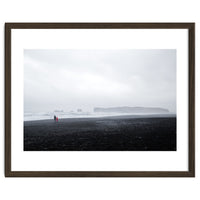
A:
5 23 195 177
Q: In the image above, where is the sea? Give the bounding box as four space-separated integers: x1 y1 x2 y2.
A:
24 111 175 121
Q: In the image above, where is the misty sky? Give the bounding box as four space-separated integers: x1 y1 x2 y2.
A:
24 49 176 113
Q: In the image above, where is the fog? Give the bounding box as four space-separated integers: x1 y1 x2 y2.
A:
24 49 176 113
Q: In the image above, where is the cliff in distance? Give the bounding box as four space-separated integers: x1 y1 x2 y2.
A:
94 106 169 114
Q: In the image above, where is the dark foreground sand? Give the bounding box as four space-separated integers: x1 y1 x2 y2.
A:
24 115 176 151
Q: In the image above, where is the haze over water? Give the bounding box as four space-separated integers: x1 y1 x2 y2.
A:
24 49 176 118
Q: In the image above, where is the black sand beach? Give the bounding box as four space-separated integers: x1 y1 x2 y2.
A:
24 115 176 151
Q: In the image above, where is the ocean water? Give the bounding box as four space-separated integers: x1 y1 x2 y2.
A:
24 111 175 121
24 111 135 121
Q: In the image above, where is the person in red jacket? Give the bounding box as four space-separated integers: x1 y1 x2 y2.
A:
56 117 58 122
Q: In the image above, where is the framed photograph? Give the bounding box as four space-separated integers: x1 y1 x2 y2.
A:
5 23 195 177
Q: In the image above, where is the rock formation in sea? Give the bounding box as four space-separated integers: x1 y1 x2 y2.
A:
93 106 169 114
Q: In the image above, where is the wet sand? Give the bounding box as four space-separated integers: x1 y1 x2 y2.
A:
24 115 176 151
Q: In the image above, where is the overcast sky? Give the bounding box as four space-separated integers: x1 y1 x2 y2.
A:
24 49 176 113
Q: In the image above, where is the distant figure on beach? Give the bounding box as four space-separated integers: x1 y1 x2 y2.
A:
56 117 58 122
54 115 56 121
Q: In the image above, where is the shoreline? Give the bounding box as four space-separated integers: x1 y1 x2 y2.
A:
24 113 176 123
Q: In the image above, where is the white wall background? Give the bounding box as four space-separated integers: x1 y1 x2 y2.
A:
0 0 199 199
